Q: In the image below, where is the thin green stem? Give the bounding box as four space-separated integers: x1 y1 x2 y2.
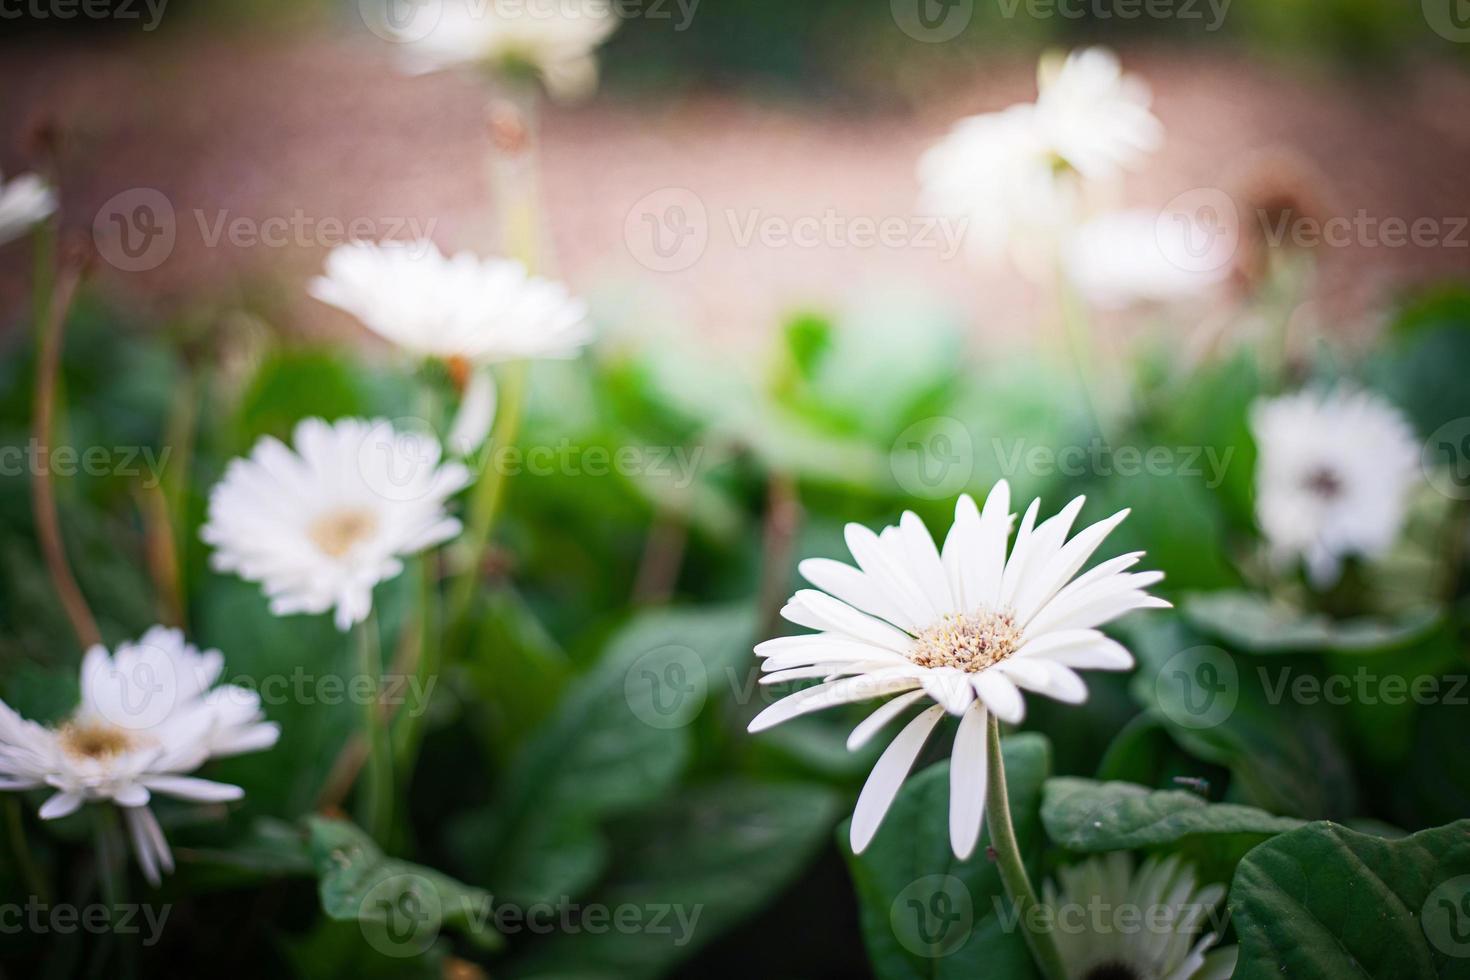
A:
986 713 1066 980
356 613 393 839
5 797 50 903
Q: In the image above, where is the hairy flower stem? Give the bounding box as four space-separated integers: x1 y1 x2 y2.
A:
986 713 1066 980
356 614 393 840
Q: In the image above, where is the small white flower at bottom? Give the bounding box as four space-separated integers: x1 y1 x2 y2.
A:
1045 853 1238 980
748 481 1167 859
0 627 279 885
201 417 471 631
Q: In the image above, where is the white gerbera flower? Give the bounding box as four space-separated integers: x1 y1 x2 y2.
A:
0 171 57 246
390 0 618 101
201 417 471 631
748 482 1166 859
0 627 279 885
1250 388 1420 588
1045 853 1237 980
918 48 1162 262
310 240 592 365
1064 210 1229 311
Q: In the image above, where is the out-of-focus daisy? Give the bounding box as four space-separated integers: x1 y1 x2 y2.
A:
388 0 618 101
1045 853 1237 980
919 48 1162 263
309 240 592 365
0 627 278 885
1064 210 1230 311
748 481 1165 858
0 171 57 246
1250 389 1419 588
201 417 471 631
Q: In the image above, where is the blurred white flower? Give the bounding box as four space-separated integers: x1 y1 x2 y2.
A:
0 627 279 885
310 240 592 365
1251 389 1420 588
1064 210 1229 310
390 0 618 101
202 417 471 630
447 366 500 456
918 48 1162 263
1045 853 1237 980
748 481 1166 859
0 171 57 246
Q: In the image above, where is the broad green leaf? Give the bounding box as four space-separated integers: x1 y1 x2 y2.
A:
1184 592 1442 653
232 348 366 449
842 734 1051 980
1044 777 1302 850
1231 820 1470 979
507 780 840 980
451 604 756 905
307 816 500 954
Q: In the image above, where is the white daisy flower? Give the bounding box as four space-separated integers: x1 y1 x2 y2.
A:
1064 210 1229 311
1250 388 1420 588
309 240 592 365
918 48 1162 262
0 626 279 885
201 417 471 631
0 171 58 246
389 0 619 101
748 481 1166 859
1045 853 1237 980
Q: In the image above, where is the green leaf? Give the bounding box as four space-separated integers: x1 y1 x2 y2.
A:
842 734 1051 980
452 604 756 905
1184 592 1442 653
232 348 366 449
507 780 840 980
306 816 501 953
1231 819 1470 979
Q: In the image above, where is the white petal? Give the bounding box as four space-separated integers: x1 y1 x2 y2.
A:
848 690 929 750
112 783 151 808
1014 508 1130 623
972 669 1026 723
850 704 946 853
898 511 955 614
788 590 915 653
141 775 245 803
748 668 923 733
997 658 1089 703
949 701 989 859
39 792 84 820
798 558 914 631
447 367 497 456
845 523 936 627
922 667 977 716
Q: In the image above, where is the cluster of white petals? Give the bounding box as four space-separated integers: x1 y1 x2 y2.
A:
0 171 57 246
749 481 1166 859
0 627 278 884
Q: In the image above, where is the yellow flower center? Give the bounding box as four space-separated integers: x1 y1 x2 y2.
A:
308 508 380 558
910 610 1023 673
59 722 140 760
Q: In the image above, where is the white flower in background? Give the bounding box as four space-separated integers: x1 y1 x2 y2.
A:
389 0 619 101
1064 210 1230 311
0 171 57 246
1045 853 1237 980
918 47 1162 262
748 481 1165 859
201 417 471 630
1250 389 1420 588
0 627 279 885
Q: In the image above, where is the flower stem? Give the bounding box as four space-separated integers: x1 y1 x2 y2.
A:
986 713 1066 980
5 797 49 904
356 613 393 839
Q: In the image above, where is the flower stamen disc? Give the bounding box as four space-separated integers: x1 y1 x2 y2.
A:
59 722 141 760
308 508 380 558
910 610 1023 673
